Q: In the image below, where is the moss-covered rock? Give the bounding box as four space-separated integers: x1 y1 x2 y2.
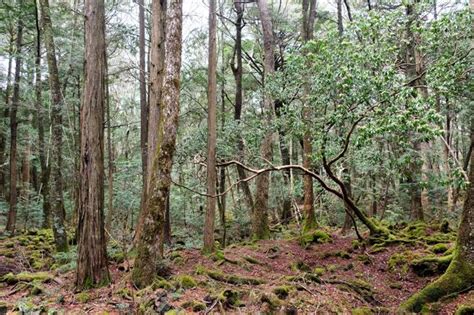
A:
153 279 174 290
299 230 331 248
217 289 242 307
313 267 325 276
410 254 452 277
1 272 53 285
291 261 311 272
173 275 197 289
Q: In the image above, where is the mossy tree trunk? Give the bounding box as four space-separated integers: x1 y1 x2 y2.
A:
135 0 166 244
6 0 23 234
132 0 183 288
253 0 275 240
39 0 68 252
400 120 474 313
76 0 110 289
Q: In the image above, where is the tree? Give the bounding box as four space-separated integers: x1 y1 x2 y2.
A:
39 0 68 252
76 0 110 289
5 0 24 233
301 0 317 230
203 0 217 253
252 0 275 240
132 0 183 288
135 0 166 243
400 120 473 312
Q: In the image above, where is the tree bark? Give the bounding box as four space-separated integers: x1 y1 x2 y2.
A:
301 0 317 230
6 1 24 233
132 0 182 288
139 0 148 188
231 0 254 215
253 0 275 240
39 0 68 252
33 2 52 229
135 0 167 243
76 0 110 289
203 0 218 253
0 32 14 200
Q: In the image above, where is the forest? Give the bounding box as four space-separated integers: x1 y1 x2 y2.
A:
0 0 472 313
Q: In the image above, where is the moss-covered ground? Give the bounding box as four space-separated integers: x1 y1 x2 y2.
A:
0 223 472 314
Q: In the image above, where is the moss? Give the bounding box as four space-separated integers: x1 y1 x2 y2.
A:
455 305 474 315
352 240 362 250
313 267 325 276
388 251 420 274
299 230 331 248
173 275 197 289
260 293 281 311
217 289 242 307
0 248 16 258
291 261 311 272
169 251 183 261
116 287 132 299
152 279 174 290
429 243 450 254
410 254 452 277
29 283 43 296
181 300 206 312
1 272 53 284
400 246 474 313
76 292 90 303
195 265 207 275
351 307 373 315
327 264 337 273
273 285 294 299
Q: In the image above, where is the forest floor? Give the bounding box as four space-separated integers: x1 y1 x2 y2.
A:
0 223 473 314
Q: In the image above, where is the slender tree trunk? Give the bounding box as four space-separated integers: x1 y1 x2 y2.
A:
139 0 148 188
302 0 317 230
132 0 182 288
203 0 218 253
6 2 24 233
0 33 14 199
76 0 110 289
105 60 114 233
218 18 227 247
39 0 68 251
33 2 51 229
135 0 167 243
253 0 275 240
231 0 254 215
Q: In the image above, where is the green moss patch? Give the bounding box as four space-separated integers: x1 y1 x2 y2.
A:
299 230 331 248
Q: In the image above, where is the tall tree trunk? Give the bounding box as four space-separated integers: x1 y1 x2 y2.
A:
231 0 254 215
105 60 114 233
0 32 14 199
132 0 182 288
76 0 110 289
253 0 275 240
302 0 317 230
139 0 148 188
203 0 218 253
6 1 24 233
218 20 227 247
39 0 68 251
135 0 167 243
34 2 52 229
405 2 426 221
